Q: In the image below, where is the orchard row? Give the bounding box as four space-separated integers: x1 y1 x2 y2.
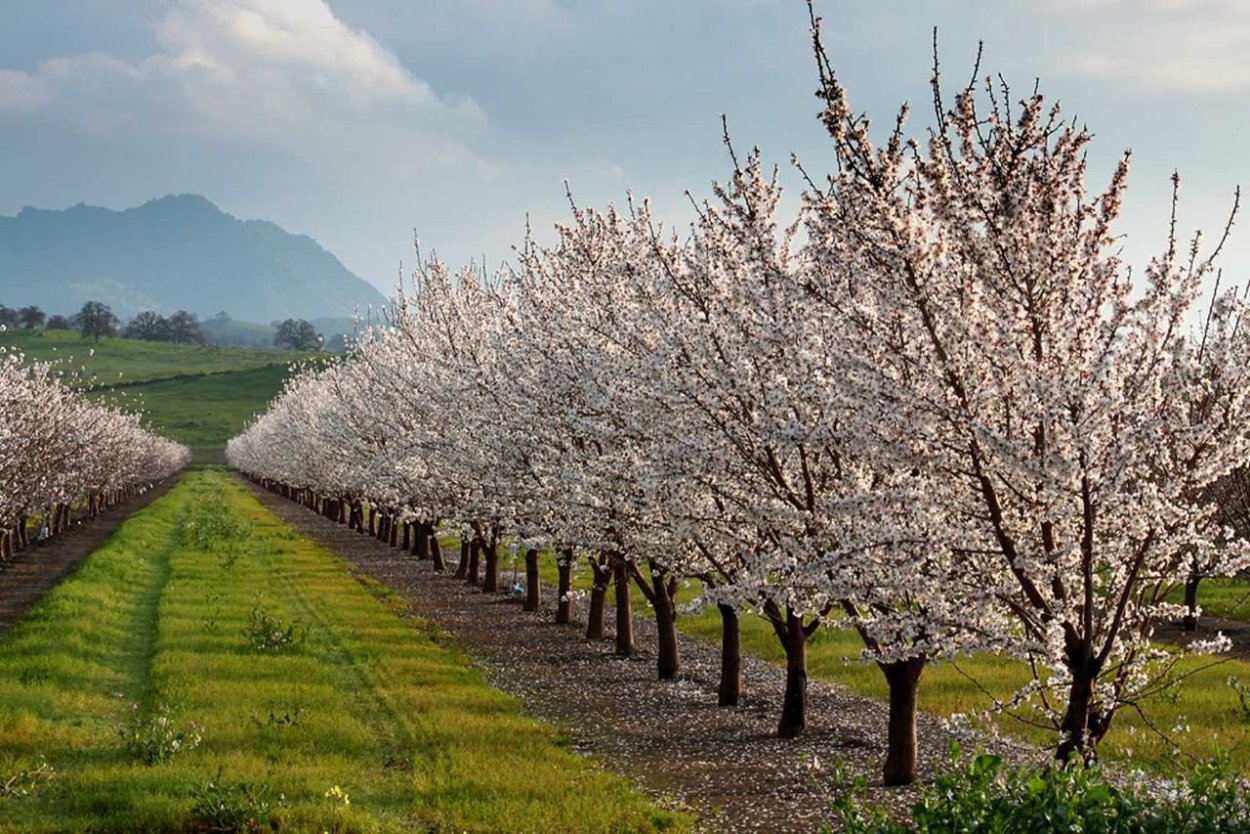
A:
0 348 189 558
228 21 1250 786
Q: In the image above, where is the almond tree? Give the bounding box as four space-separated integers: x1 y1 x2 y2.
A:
803 14 1250 761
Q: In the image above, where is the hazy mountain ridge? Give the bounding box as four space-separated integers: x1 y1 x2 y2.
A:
0 194 388 322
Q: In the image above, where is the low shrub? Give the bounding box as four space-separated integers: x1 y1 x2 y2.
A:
827 743 1250 834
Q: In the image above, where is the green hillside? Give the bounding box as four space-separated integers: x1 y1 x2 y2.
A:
0 328 304 384
1 329 314 447
94 365 294 447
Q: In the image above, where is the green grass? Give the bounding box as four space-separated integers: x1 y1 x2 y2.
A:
0 329 318 446
0 471 686 833
513 546 1250 774
1167 576 1250 621
92 365 294 446
0 328 313 385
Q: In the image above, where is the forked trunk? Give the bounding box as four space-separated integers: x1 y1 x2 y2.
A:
777 611 807 738
1056 648 1106 763
613 557 634 656
880 656 925 786
717 603 742 706
524 549 541 612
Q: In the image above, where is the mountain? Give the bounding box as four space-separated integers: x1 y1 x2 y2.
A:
0 195 389 322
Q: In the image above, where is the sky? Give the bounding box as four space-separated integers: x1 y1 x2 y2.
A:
1 0 1248 297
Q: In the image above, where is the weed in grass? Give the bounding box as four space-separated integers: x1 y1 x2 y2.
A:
321 785 352 833
250 703 305 730
17 665 50 686
120 703 203 765
1229 676 1250 722
244 596 306 653
0 757 55 799
188 768 288 832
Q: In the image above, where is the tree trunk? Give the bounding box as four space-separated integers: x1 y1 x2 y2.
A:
368 508 376 537
1183 573 1201 631
777 611 808 738
414 523 431 559
718 603 742 706
401 522 411 551
430 533 446 572
466 540 481 586
1057 649 1105 763
587 559 610 641
613 557 634 656
880 656 925 786
556 552 573 624
524 548 541 612
483 539 499 592
454 540 469 579
652 568 679 679
388 516 399 548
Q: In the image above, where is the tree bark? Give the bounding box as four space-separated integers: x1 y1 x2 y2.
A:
1056 647 1105 763
1183 573 1201 631
368 508 376 537
466 539 481 586
586 558 610 640
524 548 541 612
777 611 808 738
430 532 446 572
414 523 431 559
613 557 634 656
454 540 469 579
482 538 500 592
556 550 573 624
401 521 411 551
880 656 925 786
652 568 679 679
717 603 743 706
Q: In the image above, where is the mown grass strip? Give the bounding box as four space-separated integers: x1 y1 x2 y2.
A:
0 470 686 833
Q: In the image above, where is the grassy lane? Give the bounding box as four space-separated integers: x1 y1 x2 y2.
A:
0 471 685 833
520 549 1250 773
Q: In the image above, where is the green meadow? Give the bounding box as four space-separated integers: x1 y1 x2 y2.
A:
0 470 684 833
0 328 307 383
0 329 314 446
520 549 1250 774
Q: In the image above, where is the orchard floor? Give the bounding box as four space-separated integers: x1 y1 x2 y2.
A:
241 477 1029 834
0 474 182 638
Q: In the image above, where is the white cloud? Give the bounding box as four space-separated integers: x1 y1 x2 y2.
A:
0 70 46 109
1041 0 1250 92
0 0 487 147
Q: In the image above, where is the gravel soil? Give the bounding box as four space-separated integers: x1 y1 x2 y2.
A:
242 477 1035 834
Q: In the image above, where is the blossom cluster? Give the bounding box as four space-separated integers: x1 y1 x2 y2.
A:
229 27 1250 765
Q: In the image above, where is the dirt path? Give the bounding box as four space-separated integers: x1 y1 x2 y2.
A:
242 477 1032 834
0 474 183 637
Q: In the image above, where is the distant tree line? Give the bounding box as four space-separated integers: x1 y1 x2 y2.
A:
1 300 327 352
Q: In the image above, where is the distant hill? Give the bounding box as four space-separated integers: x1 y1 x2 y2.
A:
0 194 388 322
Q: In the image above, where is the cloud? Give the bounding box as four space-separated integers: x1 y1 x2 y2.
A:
1041 1 1250 92
0 0 487 149
0 70 46 109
